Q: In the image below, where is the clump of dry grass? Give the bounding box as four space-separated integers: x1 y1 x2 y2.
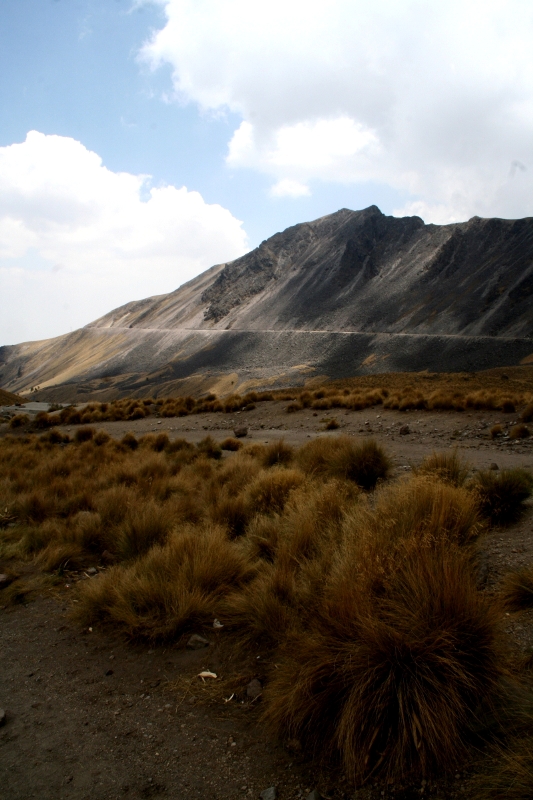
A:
415 450 470 487
522 402 533 423
502 566 533 611
210 494 250 538
73 525 255 641
9 413 30 428
471 469 533 526
74 426 95 443
14 367 533 433
246 468 305 514
117 500 175 559
120 432 138 450
263 540 502 783
93 430 110 446
472 736 533 800
297 436 390 490
223 478 359 646
196 435 222 460
260 439 294 468
282 369 533 416
490 424 503 439
349 474 482 549
40 428 70 445
0 429 516 784
510 423 531 439
220 437 242 451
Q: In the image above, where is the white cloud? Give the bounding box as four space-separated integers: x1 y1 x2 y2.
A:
142 0 533 221
270 179 311 198
0 131 248 344
229 118 378 175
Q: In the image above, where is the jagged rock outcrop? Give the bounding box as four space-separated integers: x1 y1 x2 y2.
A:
1 206 533 399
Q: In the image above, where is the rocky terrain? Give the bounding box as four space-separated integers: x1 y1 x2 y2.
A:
1 206 533 401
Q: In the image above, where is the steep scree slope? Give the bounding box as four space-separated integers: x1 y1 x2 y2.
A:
2 206 533 397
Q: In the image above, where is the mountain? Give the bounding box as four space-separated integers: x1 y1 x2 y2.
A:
1 206 533 400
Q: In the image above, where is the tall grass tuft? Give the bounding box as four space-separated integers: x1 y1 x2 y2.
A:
502 566 533 611
472 736 533 800
472 469 533 525
510 423 531 439
73 525 255 641
261 439 294 468
263 542 502 783
9 414 29 428
117 501 175 559
415 450 470 487
297 436 390 490
521 402 533 423
246 468 305 514
346 475 482 549
220 437 242 451
0 429 515 783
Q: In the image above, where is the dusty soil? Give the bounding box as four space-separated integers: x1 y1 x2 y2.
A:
2 401 533 800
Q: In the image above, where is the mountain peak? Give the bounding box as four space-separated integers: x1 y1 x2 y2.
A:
2 206 533 398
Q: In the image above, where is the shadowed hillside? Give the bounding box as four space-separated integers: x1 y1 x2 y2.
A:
1 206 533 399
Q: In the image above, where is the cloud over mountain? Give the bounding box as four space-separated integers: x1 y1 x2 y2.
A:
0 131 247 344
143 0 533 222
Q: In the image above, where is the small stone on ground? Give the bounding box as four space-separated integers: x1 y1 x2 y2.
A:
186 634 210 650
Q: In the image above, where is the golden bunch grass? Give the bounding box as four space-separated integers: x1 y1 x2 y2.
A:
9 366 533 434
263 542 502 783
296 436 391 490
471 469 533 526
0 429 528 783
502 566 533 611
414 449 470 487
472 735 533 800
510 423 531 440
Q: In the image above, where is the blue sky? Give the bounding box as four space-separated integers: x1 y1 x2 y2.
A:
1 0 532 345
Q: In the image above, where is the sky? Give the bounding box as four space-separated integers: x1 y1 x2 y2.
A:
1 0 533 346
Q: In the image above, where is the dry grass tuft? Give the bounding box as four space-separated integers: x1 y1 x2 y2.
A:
260 439 294 468
246 468 305 514
0 427 519 783
40 428 70 445
471 469 533 526
502 566 533 611
415 450 470 486
74 426 95 443
521 402 533 423
196 435 222 460
297 436 390 490
220 437 242 451
325 418 340 430
490 424 503 439
73 525 255 642
9 413 30 428
472 735 533 800
93 430 110 446
120 432 139 450
118 500 175 560
263 542 502 783
348 475 482 550
510 423 531 439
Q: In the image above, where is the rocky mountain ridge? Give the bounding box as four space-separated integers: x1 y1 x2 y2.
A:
88 206 533 338
1 206 533 400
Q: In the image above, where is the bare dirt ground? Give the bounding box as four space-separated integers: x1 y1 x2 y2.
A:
1 400 533 800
